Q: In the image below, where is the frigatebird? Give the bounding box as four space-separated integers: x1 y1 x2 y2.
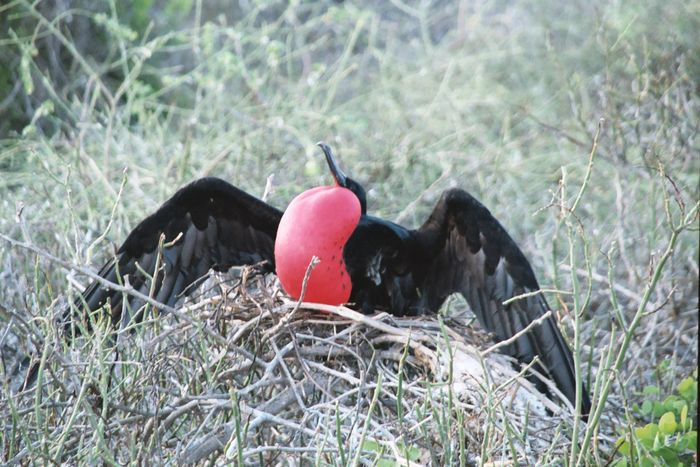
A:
27 143 591 417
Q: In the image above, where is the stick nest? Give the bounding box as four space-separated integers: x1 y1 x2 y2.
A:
6 268 603 465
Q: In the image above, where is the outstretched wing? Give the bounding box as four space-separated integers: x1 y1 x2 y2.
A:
413 188 590 416
65 176 282 335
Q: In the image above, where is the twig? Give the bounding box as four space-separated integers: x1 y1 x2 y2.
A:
481 311 552 357
558 264 643 303
0 232 263 366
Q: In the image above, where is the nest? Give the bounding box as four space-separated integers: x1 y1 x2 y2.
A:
7 267 587 465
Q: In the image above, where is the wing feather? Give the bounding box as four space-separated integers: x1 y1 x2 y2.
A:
414 188 590 416
63 177 282 334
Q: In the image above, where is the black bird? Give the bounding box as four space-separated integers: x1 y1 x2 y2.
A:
26 143 591 417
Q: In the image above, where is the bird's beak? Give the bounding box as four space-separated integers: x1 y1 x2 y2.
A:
317 142 347 187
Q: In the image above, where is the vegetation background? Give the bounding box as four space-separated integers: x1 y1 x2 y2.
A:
0 0 697 465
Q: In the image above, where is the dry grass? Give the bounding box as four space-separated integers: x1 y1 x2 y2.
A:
1 0 698 465
3 261 591 465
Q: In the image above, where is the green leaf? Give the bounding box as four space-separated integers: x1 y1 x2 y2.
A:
652 401 667 417
409 447 421 461
641 400 653 415
643 385 660 396
676 433 689 450
663 395 680 407
659 412 677 435
678 377 693 394
680 404 688 428
652 446 679 464
363 440 393 466
678 377 697 402
684 431 697 452
672 401 687 414
678 377 695 398
362 439 381 452
399 444 421 461
635 423 659 442
616 436 631 456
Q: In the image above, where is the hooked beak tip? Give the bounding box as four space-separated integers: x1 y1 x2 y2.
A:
316 142 333 159
317 142 347 187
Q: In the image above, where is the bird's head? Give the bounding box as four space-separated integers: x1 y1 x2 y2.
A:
317 142 367 215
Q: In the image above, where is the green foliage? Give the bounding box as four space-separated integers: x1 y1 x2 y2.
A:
116 0 155 34
0 0 201 138
615 370 698 466
361 439 421 466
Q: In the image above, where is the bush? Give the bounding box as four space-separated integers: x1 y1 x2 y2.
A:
616 370 698 466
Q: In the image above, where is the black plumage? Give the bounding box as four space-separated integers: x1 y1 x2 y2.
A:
64 177 281 337
343 189 591 417
27 144 591 417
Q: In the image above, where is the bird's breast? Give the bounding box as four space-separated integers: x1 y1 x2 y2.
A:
274 186 361 305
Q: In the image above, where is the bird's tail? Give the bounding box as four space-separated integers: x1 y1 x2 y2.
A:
529 313 592 420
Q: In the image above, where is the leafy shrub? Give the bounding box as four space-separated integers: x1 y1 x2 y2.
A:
615 370 698 466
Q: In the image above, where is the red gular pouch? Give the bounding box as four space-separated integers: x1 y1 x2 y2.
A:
274 185 361 305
